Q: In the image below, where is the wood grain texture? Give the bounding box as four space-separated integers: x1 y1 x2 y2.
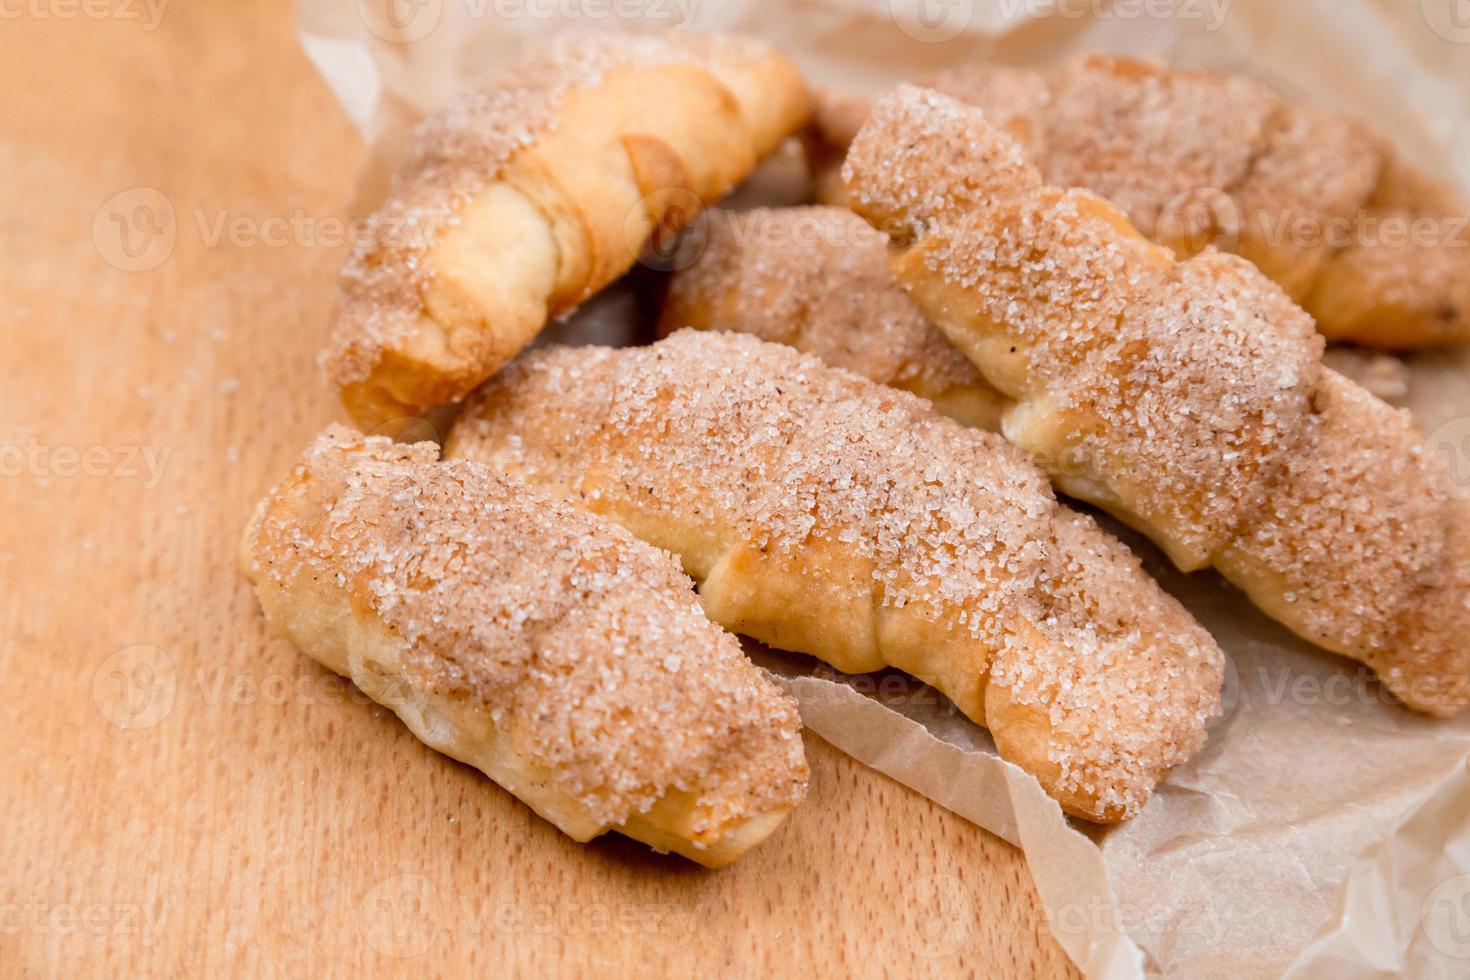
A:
0 1 1077 976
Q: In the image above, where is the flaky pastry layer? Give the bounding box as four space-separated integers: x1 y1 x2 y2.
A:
844 86 1470 716
447 331 1225 822
659 206 1008 430
811 55 1470 348
320 30 812 427
242 426 808 866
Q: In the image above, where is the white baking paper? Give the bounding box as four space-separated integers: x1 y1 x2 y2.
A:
295 2 1470 975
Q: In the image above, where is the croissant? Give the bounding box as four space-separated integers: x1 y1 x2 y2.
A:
446 330 1225 823
242 426 808 866
659 205 1008 430
843 85 1470 716
319 31 812 427
810 55 1470 348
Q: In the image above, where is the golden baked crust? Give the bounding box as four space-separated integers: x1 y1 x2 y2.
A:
447 331 1225 823
811 55 1470 348
659 206 1008 429
844 86 1470 716
242 426 808 866
320 31 812 427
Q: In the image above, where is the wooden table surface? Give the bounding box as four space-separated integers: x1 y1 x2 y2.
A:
0 1 1078 975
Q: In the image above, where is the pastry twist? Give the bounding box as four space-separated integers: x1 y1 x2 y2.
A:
242 426 808 866
659 205 1008 430
810 55 1470 348
446 330 1225 822
320 31 811 427
844 86 1470 716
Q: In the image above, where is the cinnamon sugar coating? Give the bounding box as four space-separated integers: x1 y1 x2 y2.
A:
319 30 811 425
448 331 1224 821
812 54 1470 348
844 86 1470 715
245 426 807 843
659 206 1006 429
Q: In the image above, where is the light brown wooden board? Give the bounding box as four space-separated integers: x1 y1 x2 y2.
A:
0 2 1079 975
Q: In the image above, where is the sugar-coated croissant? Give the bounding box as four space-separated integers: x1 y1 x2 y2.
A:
320 30 811 427
242 426 808 866
844 86 1470 716
810 55 1470 348
659 206 1008 430
447 330 1225 823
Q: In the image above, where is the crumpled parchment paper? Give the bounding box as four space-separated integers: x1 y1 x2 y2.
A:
295 1 1470 975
